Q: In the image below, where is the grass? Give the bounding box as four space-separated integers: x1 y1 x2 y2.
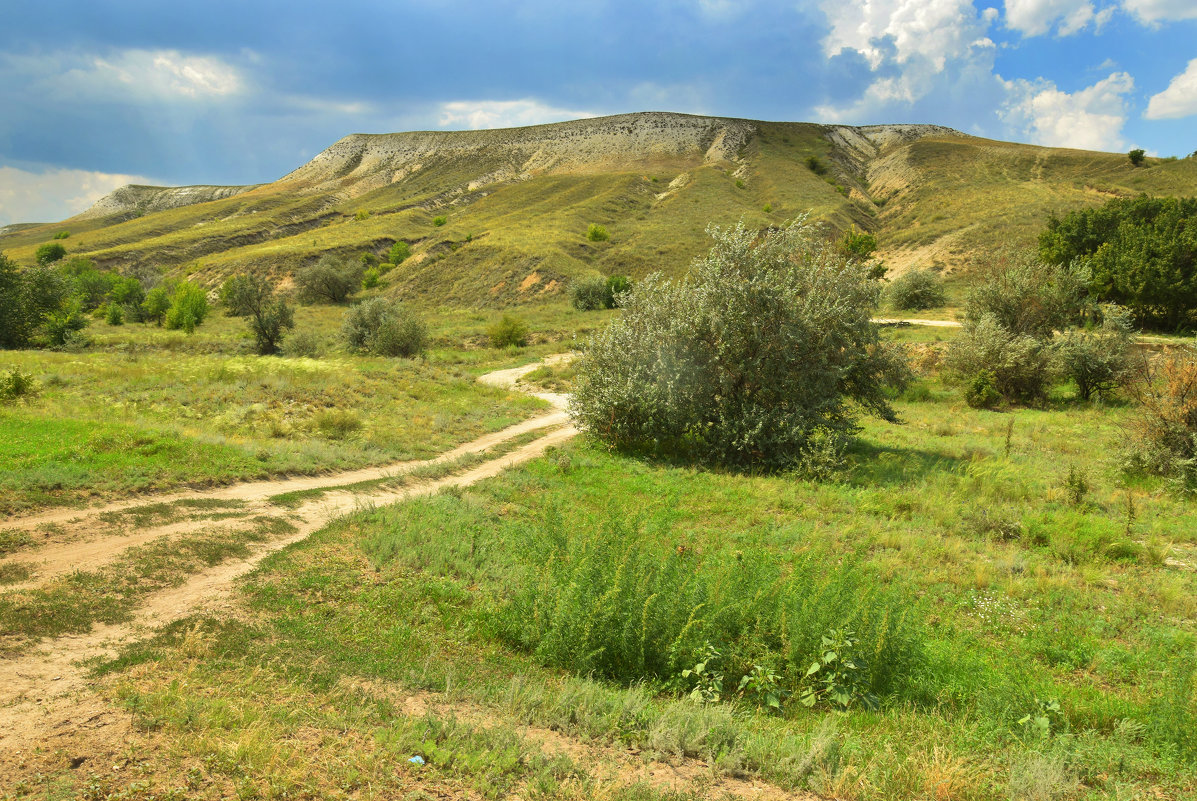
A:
10 355 1186 799
0 335 546 516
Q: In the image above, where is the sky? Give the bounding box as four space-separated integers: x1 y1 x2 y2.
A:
1 0 1195 226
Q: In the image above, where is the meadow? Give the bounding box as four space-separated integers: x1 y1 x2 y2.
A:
3 296 1195 800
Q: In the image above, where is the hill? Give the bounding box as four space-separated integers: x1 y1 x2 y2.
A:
2 111 1195 306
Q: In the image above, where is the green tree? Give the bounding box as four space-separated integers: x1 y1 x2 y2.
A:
34 242 67 265
0 253 31 347
570 217 908 469
164 281 210 333
109 276 146 321
219 274 256 316
141 287 171 326
1052 304 1135 401
225 274 294 355
1128 148 1146 166
388 241 411 264
340 297 427 357
886 268 946 311
1039 195 1197 330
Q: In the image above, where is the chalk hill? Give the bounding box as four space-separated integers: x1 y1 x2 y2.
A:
2 111 1194 306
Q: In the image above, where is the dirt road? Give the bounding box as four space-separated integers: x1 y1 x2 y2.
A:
0 356 577 761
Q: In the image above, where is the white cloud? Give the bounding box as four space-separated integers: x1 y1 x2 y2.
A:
0 165 155 227
1145 58 1197 119
436 99 596 130
1004 0 1101 36
1000 71 1135 151
822 0 985 70
1122 0 1197 23
29 49 244 102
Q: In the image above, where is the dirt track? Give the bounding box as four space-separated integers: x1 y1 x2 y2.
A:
0 357 576 762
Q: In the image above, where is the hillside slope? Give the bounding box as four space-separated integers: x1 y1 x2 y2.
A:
2 111 1195 306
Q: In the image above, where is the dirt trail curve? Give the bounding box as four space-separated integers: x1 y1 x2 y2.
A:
0 355 577 761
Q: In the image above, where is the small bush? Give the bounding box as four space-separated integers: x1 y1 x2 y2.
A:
887 268 946 311
432 216 447 227
163 282 210 333
359 252 380 268
570 276 610 311
0 368 37 403
341 297 427 357
1051 303 1134 401
53 230 70 240
295 256 361 304
1123 346 1197 483
43 300 89 347
586 223 609 242
839 225 877 260
282 329 325 358
388 241 411 264
763 203 773 213
964 369 1002 409
487 314 529 348
35 242 67 265
947 315 1050 404
805 155 828 175
354 209 370 221
362 267 380 289
104 302 124 326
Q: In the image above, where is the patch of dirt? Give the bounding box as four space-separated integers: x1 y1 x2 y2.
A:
518 271 542 292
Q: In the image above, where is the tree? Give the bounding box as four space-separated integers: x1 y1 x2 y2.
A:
963 253 1090 339
0 253 30 348
1039 195 1197 330
223 273 294 354
295 255 360 304
388 241 411 264
1128 148 1146 167
141 287 171 325
164 281 210 333
109 276 146 321
35 242 66 265
570 217 908 469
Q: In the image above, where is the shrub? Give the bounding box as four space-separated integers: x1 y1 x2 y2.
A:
312 409 362 440
219 274 255 316
1051 304 1134 401
359 252 380 268
570 276 610 311
0 253 32 347
487 314 530 348
282 329 325 358
432 216 447 227
494 511 924 707
963 369 1001 409
104 302 123 326
886 268 946 310
388 241 411 264
805 155 828 175
1128 148 1146 167
69 263 117 311
109 276 146 321
141 287 171 326
586 223 609 242
839 225 877 260
34 242 66 265
947 314 1050 404
53 230 70 240
964 255 1089 339
0 368 37 403
1123 346 1197 483
42 299 89 347
1039 195 1197 330
362 267 380 289
224 273 293 354
571 217 909 469
295 256 361 304
763 203 772 213
163 281 210 333
340 297 427 357
606 274 631 305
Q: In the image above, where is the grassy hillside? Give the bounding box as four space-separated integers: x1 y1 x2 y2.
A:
2 112 1195 307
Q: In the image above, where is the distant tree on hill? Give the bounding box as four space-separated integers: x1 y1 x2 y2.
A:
296 256 361 304
35 242 66 265
225 273 294 355
1128 148 1146 167
1039 195 1197 330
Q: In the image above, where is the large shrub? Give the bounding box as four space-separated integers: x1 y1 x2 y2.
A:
1039 195 1197 330
487 314 529 348
1051 304 1134 401
946 314 1051 405
341 297 427 357
963 255 1089 339
295 256 361 304
886 268 946 311
34 242 66 265
1123 346 1197 483
224 273 294 355
571 276 611 311
163 281 210 333
570 218 908 469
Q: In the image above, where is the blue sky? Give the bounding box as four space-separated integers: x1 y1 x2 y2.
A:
1 0 1195 225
